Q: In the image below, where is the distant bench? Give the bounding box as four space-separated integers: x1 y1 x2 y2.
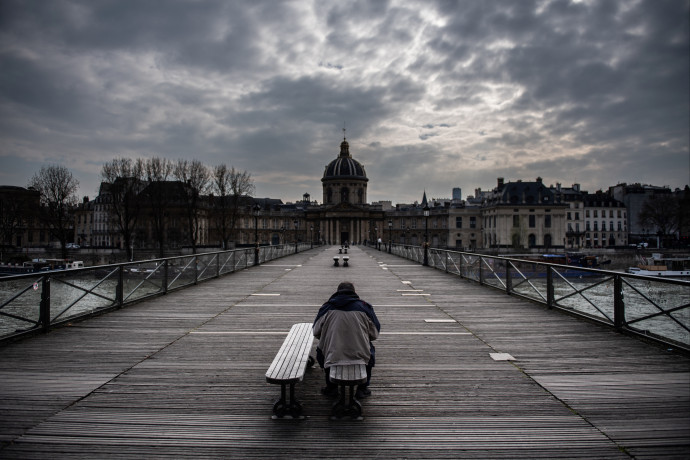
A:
265 322 314 419
329 363 367 419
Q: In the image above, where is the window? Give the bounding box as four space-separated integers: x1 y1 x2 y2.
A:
618 222 622 230
594 210 598 218
456 239 462 248
513 215 519 227
601 221 606 231
594 221 598 231
567 212 572 220
575 212 580 220
412 218 417 229
586 210 590 218
545 215 551 228
617 210 621 218
400 219 405 229
470 217 476 229
529 215 535 228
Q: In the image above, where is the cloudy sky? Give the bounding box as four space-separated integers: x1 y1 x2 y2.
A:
1 0 688 204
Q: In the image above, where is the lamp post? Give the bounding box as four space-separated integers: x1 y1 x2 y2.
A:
388 219 392 253
310 225 314 249
423 203 430 266
293 219 298 253
253 204 261 266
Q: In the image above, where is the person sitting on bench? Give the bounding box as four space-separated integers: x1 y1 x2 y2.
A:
313 281 380 399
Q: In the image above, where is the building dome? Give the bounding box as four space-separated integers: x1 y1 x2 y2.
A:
322 138 368 182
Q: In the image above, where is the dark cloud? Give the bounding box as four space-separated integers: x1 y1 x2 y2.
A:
0 0 687 203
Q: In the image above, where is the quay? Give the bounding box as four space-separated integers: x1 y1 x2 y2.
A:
0 246 688 459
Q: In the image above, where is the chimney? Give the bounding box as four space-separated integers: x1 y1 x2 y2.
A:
497 177 504 188
536 177 542 184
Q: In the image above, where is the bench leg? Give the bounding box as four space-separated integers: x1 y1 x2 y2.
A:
273 383 304 419
331 384 362 420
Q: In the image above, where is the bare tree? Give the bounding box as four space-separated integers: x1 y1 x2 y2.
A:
211 165 254 249
27 165 79 259
639 194 680 248
101 158 146 261
174 159 210 253
143 157 174 257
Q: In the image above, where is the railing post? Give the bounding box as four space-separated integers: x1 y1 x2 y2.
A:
614 274 624 330
116 265 124 307
506 262 512 294
39 276 50 332
163 259 169 294
194 256 199 284
232 250 236 273
479 257 485 285
216 252 220 278
445 251 449 273
546 267 554 309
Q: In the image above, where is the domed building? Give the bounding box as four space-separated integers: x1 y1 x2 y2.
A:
307 136 384 245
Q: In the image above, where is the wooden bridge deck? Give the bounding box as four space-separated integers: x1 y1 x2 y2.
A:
1 246 688 459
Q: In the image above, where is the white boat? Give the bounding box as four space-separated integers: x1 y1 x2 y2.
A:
627 253 690 277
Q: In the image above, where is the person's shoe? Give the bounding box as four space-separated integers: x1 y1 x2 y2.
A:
355 386 371 399
321 385 339 397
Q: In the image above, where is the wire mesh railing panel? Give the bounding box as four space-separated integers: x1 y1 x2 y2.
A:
481 257 506 290
509 260 549 304
621 277 690 347
0 276 44 335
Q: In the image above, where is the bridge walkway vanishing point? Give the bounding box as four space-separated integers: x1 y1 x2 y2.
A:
0 245 688 459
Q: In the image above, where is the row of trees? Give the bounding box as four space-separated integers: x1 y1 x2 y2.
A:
12 159 254 260
101 157 254 260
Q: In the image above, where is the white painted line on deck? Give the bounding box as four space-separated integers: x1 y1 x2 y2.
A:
490 353 516 361
382 332 471 335
402 293 431 296
402 281 412 284
237 304 321 307
397 289 424 292
372 305 432 307
251 293 281 296
191 331 290 335
424 319 456 323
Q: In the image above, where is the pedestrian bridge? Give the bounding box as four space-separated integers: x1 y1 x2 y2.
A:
1 246 688 458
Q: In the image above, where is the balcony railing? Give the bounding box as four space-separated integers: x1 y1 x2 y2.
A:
388 243 690 353
0 244 312 343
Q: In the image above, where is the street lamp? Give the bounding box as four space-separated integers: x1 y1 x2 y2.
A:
293 219 299 253
253 204 261 266
388 219 392 253
310 225 314 249
423 203 430 266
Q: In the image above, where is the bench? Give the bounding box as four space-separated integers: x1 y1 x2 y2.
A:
265 323 315 419
329 364 367 419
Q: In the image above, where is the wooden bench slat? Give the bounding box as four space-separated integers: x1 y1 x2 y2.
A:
329 364 367 384
265 323 314 384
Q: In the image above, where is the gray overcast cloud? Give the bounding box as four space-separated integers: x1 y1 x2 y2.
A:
1 0 688 203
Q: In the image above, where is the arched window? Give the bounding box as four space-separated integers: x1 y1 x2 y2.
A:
341 187 349 203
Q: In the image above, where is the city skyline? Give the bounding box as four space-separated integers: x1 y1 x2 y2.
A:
1 1 688 204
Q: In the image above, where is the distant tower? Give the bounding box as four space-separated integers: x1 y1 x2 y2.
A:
452 187 462 200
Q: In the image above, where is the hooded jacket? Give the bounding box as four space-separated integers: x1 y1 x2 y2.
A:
313 289 380 368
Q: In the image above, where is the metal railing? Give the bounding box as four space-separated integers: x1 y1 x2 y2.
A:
388 243 690 353
0 243 312 343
